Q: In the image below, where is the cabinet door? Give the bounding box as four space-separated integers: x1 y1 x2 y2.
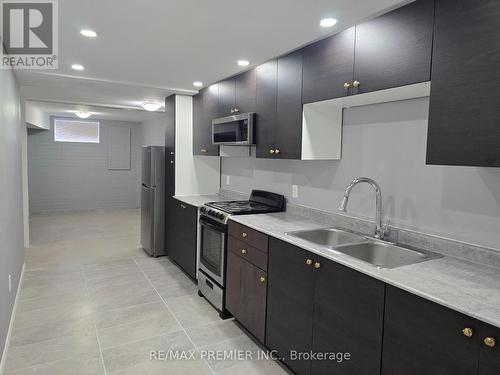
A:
478 323 500 375
240 261 267 343
353 0 434 94
266 238 315 375
234 69 256 113
218 78 236 117
382 286 480 375
164 95 175 201
311 258 385 375
427 0 500 167
166 201 197 279
255 60 278 158
302 28 355 104
193 85 219 156
275 50 303 159
226 250 243 318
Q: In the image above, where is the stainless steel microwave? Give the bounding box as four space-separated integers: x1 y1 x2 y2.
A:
212 112 255 146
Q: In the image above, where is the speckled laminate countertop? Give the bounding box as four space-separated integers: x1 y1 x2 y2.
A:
229 211 500 328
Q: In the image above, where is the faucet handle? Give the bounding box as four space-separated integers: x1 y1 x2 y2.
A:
383 220 391 233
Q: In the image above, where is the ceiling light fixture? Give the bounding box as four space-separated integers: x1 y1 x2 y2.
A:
193 81 203 88
237 60 250 67
75 112 91 119
320 18 338 28
80 29 97 38
141 102 162 112
71 63 85 71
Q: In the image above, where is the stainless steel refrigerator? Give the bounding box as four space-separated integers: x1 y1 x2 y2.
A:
141 146 165 256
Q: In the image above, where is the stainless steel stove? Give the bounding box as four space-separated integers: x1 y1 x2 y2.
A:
197 190 285 318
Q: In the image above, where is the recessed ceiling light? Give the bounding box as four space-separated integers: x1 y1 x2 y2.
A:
75 112 91 119
237 60 250 67
193 81 203 87
80 29 97 38
71 63 85 71
141 102 162 112
320 18 338 28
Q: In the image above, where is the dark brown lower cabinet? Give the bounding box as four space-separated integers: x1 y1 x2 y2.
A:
266 238 316 375
165 200 197 279
226 249 267 343
311 259 385 375
382 285 481 375
266 238 385 375
478 324 500 375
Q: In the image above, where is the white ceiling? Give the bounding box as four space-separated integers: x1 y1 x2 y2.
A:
16 0 410 111
26 100 161 124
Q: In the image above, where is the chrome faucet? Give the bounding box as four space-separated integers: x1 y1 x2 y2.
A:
338 177 386 240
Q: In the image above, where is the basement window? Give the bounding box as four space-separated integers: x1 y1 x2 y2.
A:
54 119 100 143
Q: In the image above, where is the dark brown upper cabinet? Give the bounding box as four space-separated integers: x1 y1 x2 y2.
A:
302 27 355 104
426 0 500 167
234 69 256 114
255 51 304 159
302 0 434 103
218 70 257 117
255 59 278 159
275 49 304 159
217 78 236 116
193 84 219 156
352 0 434 95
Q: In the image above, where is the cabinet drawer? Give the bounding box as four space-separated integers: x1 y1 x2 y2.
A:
228 221 268 252
228 236 268 271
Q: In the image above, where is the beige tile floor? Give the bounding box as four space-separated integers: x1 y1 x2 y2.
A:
5 209 287 375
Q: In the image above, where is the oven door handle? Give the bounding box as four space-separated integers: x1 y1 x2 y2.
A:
200 217 226 232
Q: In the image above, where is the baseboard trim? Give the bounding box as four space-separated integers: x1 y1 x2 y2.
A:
0 263 25 375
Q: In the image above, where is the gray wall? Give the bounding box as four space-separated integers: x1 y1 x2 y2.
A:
221 98 500 251
0 68 24 364
28 118 142 213
141 113 166 146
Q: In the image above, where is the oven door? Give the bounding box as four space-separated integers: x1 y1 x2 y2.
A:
199 216 226 286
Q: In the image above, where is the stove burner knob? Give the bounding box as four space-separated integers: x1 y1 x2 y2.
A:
208 210 214 216
217 213 225 220
200 207 206 213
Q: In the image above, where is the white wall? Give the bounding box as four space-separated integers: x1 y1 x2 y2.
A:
0 67 24 367
28 118 143 213
221 98 500 251
174 95 220 196
141 113 166 146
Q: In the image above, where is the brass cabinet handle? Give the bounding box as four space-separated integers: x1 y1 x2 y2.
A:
260 276 266 283
200 149 208 153
343 82 351 90
484 337 496 348
241 249 247 254
170 151 174 155
269 149 275 154
314 262 321 269
306 259 313 266
180 204 186 209
462 328 474 338
275 149 280 155
241 232 247 238
353 80 361 88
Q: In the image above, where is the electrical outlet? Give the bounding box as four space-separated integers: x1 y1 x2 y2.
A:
8 274 12 293
292 185 299 198
226 175 230 185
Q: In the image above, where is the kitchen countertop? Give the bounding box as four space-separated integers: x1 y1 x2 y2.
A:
173 194 230 208
229 211 500 328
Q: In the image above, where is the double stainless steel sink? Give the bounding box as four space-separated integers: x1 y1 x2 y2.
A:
286 228 441 269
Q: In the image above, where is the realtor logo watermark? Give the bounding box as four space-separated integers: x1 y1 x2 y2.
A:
1 0 58 69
